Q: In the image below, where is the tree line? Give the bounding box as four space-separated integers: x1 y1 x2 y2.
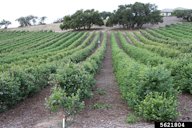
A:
60 9 104 30
0 19 11 29
60 2 163 30
2 2 192 30
173 10 192 22
16 15 47 27
106 2 163 29
0 15 47 29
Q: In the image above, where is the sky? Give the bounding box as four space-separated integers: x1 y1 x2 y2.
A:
0 0 192 28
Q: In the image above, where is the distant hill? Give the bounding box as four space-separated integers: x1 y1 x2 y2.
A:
8 23 65 32
7 17 184 32
174 7 189 10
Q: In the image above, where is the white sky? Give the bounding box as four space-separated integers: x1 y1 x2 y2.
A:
0 0 192 28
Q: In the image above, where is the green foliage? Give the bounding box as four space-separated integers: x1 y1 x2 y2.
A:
138 66 176 99
118 31 192 94
39 16 47 25
0 72 21 112
96 88 106 95
46 32 106 120
111 32 178 121
0 19 11 29
107 2 162 28
16 15 38 27
60 16 71 30
0 31 107 113
126 113 139 124
0 65 51 112
174 63 192 94
173 10 192 22
92 103 112 109
133 31 180 58
50 63 95 99
60 9 104 30
138 92 178 121
46 87 84 117
100 11 112 20
15 15 46 27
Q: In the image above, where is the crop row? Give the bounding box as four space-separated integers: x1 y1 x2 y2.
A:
111 32 178 121
118 32 192 94
0 31 102 112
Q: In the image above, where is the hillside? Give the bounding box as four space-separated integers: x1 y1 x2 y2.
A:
8 23 64 32
7 16 183 32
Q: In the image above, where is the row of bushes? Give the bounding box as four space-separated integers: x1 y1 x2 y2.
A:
0 32 53 53
0 32 89 72
140 30 192 53
154 29 186 42
46 32 107 118
0 32 101 112
132 32 181 58
118 32 192 94
162 27 192 39
111 32 178 121
0 65 52 112
118 32 172 67
0 32 80 64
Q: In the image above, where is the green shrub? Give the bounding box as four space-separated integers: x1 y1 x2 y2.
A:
111 33 179 121
126 113 139 124
0 65 53 112
138 92 178 121
50 63 95 99
82 61 97 75
13 69 37 98
46 87 84 121
138 66 176 100
0 73 21 112
92 103 111 109
178 63 192 94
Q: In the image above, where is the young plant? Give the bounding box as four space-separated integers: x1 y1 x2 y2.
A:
46 87 84 126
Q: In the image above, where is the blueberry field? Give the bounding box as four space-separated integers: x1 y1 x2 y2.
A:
1 23 192 126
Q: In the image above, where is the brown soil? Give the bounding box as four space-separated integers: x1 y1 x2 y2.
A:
0 86 53 128
177 93 192 122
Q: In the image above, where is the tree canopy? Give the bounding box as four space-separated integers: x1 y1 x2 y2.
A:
100 11 112 20
106 2 163 29
16 15 47 27
0 19 11 29
173 10 192 22
39 16 47 25
60 9 104 30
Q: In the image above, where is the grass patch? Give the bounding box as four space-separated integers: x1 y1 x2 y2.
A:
96 88 106 95
92 103 112 110
126 113 140 124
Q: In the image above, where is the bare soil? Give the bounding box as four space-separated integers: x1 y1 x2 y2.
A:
0 86 53 128
177 93 192 122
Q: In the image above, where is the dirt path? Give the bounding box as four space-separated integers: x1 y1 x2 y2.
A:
70 32 153 128
177 93 192 122
0 86 53 128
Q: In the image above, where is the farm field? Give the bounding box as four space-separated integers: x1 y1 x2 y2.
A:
0 23 192 127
